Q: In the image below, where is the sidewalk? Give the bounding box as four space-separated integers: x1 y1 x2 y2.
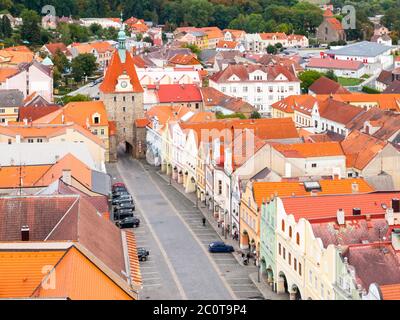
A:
157 170 250 267
249 273 289 300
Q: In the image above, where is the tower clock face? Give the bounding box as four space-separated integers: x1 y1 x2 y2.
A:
121 81 128 88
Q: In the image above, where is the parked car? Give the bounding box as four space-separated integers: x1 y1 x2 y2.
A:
114 200 134 209
116 216 140 229
112 182 125 189
113 209 134 220
112 186 127 193
112 195 133 205
112 190 130 198
208 241 234 253
137 247 149 261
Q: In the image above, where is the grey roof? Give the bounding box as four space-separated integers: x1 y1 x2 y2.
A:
91 170 111 196
364 174 395 191
190 31 206 37
199 49 217 63
326 41 392 57
0 89 24 108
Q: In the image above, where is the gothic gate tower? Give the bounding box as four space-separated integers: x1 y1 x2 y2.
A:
99 14 144 161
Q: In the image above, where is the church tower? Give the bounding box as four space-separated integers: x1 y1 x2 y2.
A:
99 14 144 161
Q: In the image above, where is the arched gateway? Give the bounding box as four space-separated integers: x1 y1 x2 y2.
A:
99 14 146 161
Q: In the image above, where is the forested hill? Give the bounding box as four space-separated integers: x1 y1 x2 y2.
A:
2 0 400 38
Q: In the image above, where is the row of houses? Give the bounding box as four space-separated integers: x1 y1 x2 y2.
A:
174 26 309 52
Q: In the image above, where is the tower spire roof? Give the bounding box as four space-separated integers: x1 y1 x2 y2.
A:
117 11 127 62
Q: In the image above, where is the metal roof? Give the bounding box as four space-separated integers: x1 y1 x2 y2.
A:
326 41 392 57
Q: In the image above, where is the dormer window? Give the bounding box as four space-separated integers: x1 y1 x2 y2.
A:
92 113 100 124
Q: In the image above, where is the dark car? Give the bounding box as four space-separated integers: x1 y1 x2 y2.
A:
208 241 234 253
138 247 149 261
116 216 140 229
114 200 135 210
113 209 134 220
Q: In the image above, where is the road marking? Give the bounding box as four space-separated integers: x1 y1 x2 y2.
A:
142 271 159 275
117 160 188 300
144 283 162 287
143 277 161 281
141 163 237 300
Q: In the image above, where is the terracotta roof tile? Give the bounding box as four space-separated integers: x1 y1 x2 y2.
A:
32 246 134 300
253 178 374 207
281 191 400 221
100 50 143 94
380 284 400 300
309 76 350 94
273 141 344 158
341 130 387 170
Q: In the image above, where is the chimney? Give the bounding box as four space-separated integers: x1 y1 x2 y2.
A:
23 118 28 126
21 226 29 241
392 229 400 250
351 182 359 193
386 207 394 225
392 198 400 213
352 208 361 216
62 169 72 185
337 208 345 225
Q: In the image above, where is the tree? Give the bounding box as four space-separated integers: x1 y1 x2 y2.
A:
53 49 70 73
1 15 12 38
266 44 277 54
89 23 103 38
21 9 41 45
60 94 92 105
143 36 153 45
71 53 97 82
250 111 261 119
298 70 323 92
325 70 338 82
182 43 200 57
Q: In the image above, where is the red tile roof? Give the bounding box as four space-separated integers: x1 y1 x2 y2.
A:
317 97 365 125
344 243 400 290
309 76 350 94
100 50 143 94
44 43 71 56
19 105 60 121
380 284 400 300
210 63 299 83
273 141 344 158
341 130 387 170
308 57 364 71
156 84 202 103
281 191 400 221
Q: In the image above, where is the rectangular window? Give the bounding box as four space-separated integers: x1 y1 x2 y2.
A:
299 263 302 276
28 139 34 143
283 247 286 260
278 243 281 255
37 138 43 143
311 163 317 168
218 180 222 195
294 258 297 271
100 129 105 135
288 253 292 265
